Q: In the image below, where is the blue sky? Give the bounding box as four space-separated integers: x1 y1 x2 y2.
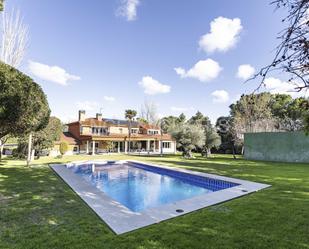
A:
6 0 294 123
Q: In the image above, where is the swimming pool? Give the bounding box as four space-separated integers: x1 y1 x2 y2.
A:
68 161 239 212
51 160 270 234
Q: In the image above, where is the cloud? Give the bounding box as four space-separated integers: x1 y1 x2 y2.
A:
211 90 230 103
76 101 99 111
116 0 140 21
264 77 308 98
28 60 80 86
199 16 243 53
138 76 171 95
104 96 116 101
236 64 255 80
175 59 222 82
170 106 194 112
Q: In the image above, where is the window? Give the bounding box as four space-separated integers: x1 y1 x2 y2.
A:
131 128 138 134
80 126 83 134
163 142 171 149
148 130 159 135
119 128 123 134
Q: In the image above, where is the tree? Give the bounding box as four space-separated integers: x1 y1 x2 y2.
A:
216 116 239 158
230 93 275 134
170 123 205 158
139 100 159 125
188 111 211 127
161 114 187 133
1 8 29 68
0 63 50 159
251 0 309 132
59 142 68 156
124 109 137 153
189 111 220 157
16 117 62 158
253 0 309 92
201 126 221 158
0 1 4 11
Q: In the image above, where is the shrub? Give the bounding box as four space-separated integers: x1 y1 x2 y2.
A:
59 142 68 156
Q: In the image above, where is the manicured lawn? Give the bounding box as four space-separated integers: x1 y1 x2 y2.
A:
0 154 309 249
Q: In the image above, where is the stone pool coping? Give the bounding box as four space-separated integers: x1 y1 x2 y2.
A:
50 160 271 235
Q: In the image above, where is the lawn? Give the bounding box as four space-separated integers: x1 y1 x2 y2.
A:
0 154 309 249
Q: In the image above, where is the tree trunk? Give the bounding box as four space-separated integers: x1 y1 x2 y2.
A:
0 139 3 161
27 133 32 166
232 142 236 159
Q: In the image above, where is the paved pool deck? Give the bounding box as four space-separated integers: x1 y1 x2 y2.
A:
50 160 270 235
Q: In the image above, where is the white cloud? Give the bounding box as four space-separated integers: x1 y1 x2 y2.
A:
76 101 99 111
211 90 230 103
28 60 80 86
138 76 171 95
170 106 194 112
264 77 308 98
199 16 243 53
103 96 116 102
236 64 255 80
116 0 140 21
175 59 222 82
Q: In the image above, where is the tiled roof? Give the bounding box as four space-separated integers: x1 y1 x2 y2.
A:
55 132 80 145
68 118 159 129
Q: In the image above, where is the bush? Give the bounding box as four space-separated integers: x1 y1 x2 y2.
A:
59 142 68 156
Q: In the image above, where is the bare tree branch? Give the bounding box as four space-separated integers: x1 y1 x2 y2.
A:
0 8 29 68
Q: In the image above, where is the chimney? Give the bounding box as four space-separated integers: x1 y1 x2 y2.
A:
96 113 102 120
78 110 86 122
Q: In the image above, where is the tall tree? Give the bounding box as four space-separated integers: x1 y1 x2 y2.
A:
1 8 29 68
0 63 50 159
125 109 137 153
139 100 159 125
230 93 275 134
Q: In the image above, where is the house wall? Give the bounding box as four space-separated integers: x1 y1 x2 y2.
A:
50 144 78 156
244 131 309 163
162 140 176 154
109 126 129 134
68 123 81 138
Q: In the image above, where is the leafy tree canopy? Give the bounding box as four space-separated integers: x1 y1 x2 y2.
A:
0 63 50 139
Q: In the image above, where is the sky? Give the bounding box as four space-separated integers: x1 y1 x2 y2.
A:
5 0 303 123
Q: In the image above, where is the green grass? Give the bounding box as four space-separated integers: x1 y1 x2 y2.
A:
0 154 309 249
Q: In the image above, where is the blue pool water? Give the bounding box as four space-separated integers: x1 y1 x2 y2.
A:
68 162 238 212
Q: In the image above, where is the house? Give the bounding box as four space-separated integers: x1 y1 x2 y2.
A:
53 110 176 155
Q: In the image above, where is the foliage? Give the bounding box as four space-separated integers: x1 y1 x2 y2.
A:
230 93 275 134
170 123 205 158
201 126 221 157
0 0 3 11
161 114 187 133
0 63 50 140
59 142 69 156
125 109 137 121
15 117 63 158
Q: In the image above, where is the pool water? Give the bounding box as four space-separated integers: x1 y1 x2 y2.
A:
69 162 237 212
